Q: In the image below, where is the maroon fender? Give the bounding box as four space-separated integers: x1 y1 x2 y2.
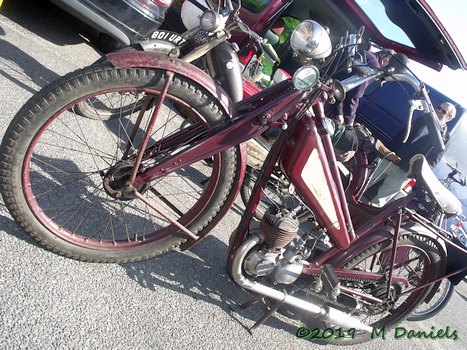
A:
106 51 247 249
106 51 238 118
329 222 447 269
328 227 394 267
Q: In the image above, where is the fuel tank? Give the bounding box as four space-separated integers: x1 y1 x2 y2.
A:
280 115 351 249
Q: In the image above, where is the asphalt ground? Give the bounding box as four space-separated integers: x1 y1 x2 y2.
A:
0 1 466 349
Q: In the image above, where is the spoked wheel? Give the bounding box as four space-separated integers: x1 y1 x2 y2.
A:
321 233 443 344
1 64 239 262
408 278 454 321
74 91 147 120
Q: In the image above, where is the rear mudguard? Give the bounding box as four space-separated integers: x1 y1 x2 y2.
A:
105 51 247 250
329 222 447 271
328 221 447 304
445 238 467 285
328 227 394 267
398 222 448 302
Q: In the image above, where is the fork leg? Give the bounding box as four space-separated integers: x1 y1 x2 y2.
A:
129 71 174 184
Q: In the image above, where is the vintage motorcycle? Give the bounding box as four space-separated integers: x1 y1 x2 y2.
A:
2 0 466 344
238 94 467 323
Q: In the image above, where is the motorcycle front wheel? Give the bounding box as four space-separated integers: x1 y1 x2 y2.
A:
0 64 239 263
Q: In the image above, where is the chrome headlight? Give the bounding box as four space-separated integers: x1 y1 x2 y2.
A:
293 65 320 91
200 10 221 32
290 20 332 59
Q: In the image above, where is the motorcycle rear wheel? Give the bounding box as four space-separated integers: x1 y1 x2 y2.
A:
321 233 443 345
0 64 239 262
407 278 454 321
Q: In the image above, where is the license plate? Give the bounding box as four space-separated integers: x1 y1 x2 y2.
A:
150 30 188 47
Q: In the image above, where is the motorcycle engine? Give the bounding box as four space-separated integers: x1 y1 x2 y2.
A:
244 208 312 284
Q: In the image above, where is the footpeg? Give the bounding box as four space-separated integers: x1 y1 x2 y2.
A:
315 264 341 299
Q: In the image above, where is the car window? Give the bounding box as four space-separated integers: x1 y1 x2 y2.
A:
355 0 414 48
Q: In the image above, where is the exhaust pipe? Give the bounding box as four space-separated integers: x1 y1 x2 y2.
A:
231 234 373 334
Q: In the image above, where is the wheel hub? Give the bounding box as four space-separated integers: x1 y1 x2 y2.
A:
102 161 149 200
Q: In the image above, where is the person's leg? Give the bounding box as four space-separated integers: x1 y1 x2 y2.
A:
370 163 408 207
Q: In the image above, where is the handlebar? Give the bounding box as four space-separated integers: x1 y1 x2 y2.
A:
448 168 467 186
333 56 446 154
387 71 446 154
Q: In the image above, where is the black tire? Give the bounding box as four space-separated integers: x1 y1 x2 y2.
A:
1 64 239 263
240 165 286 219
321 233 444 345
407 278 454 321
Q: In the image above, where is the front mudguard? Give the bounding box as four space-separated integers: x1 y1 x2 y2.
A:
106 51 238 118
105 51 247 249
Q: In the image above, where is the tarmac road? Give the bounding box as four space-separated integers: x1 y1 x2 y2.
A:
0 1 466 349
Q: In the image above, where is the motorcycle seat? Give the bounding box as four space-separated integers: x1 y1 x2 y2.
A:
407 154 462 216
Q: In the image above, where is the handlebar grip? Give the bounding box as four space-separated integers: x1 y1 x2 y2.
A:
261 42 280 64
418 83 446 155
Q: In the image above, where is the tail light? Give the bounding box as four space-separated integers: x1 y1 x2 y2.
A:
452 221 464 233
402 178 416 193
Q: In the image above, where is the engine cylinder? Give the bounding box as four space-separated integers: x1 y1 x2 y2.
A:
260 208 299 249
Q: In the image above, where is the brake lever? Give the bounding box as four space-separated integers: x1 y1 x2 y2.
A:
260 40 280 64
450 170 467 186
459 176 466 187
402 99 423 143
225 0 234 12
237 20 280 64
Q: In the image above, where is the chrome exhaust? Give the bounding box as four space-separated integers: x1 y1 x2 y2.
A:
231 234 373 334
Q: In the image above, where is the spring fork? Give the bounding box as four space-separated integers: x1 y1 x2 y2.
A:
129 70 174 184
126 70 199 241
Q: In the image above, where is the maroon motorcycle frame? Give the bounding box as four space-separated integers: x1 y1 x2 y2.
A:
106 50 466 305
